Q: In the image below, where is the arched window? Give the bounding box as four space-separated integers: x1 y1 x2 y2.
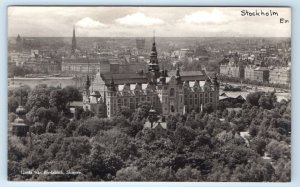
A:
170 88 175 97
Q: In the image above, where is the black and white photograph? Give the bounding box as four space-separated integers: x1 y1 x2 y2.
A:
7 6 291 182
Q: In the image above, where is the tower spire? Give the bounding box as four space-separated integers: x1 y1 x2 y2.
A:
148 31 160 83
71 25 77 54
153 30 155 44
73 25 75 36
20 87 23 106
86 51 89 74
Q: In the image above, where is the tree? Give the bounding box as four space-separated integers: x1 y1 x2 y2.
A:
8 96 19 113
35 107 59 124
26 86 51 109
115 106 132 119
203 103 214 113
136 128 155 144
46 121 56 133
80 117 113 137
266 140 290 160
174 125 196 145
49 89 68 111
222 109 229 118
57 117 70 130
8 113 17 123
274 160 291 182
63 86 82 102
65 121 77 136
125 121 144 137
31 122 45 135
259 95 273 109
249 124 258 137
8 136 29 161
55 136 91 168
251 137 267 156
276 118 291 136
75 123 91 137
132 102 152 121
115 167 143 181
88 143 123 179
246 92 264 106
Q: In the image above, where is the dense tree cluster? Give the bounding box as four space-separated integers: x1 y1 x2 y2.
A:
8 84 291 181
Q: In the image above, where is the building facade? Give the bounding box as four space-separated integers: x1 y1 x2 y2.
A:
220 64 241 78
62 56 110 74
269 67 291 85
82 36 219 118
219 55 244 79
244 65 269 82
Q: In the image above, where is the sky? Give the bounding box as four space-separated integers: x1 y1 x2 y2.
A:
7 7 291 37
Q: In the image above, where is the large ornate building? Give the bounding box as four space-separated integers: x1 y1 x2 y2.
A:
82 36 219 118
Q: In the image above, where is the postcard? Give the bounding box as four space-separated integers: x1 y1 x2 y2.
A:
7 6 291 182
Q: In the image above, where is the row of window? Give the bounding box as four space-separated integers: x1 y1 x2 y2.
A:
107 98 160 116
107 96 160 110
184 97 214 105
184 92 213 98
64 66 98 72
108 87 215 97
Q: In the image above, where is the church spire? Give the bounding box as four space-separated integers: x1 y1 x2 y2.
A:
153 30 155 43
71 25 77 54
148 31 159 74
151 30 157 54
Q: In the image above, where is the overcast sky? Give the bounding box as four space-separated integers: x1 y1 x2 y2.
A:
8 7 291 37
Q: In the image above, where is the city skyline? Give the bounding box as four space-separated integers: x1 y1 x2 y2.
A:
8 7 291 37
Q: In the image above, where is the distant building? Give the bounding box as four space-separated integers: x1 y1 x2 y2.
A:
63 27 146 75
219 54 244 79
62 56 110 74
136 38 146 54
244 65 269 82
8 76 79 89
24 56 61 73
36 58 61 73
269 67 291 85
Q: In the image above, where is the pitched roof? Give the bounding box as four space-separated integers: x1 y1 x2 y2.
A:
101 73 148 84
168 70 204 77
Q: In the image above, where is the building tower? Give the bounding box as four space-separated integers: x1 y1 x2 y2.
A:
71 26 77 54
16 34 22 52
12 88 29 137
175 64 182 85
106 77 117 117
83 75 91 110
148 31 160 83
212 73 220 109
